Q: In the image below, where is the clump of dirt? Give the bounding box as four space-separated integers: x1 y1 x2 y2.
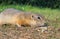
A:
0 25 59 39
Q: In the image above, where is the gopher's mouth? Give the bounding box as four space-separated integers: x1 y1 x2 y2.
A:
39 23 48 27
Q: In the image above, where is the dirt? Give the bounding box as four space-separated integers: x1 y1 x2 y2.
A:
0 24 60 39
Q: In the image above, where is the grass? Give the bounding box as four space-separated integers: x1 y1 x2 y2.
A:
0 5 60 27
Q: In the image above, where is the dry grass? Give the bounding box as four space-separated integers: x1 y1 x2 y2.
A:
0 24 60 39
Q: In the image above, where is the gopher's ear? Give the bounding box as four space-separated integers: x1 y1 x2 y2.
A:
31 14 34 19
31 15 34 18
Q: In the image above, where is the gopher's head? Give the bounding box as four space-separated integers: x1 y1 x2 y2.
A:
17 12 48 27
28 13 48 27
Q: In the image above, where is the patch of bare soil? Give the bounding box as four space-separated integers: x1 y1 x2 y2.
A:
0 24 59 39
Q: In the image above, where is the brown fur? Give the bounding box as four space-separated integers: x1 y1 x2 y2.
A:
0 8 46 27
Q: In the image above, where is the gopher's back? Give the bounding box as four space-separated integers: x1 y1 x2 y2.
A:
0 8 32 26
0 8 24 24
0 8 23 15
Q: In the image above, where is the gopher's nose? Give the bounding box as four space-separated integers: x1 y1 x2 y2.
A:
39 23 48 27
44 23 48 26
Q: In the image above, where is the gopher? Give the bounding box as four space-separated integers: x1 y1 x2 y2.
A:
0 8 47 27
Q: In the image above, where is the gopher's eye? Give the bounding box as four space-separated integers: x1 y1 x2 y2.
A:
38 17 41 19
